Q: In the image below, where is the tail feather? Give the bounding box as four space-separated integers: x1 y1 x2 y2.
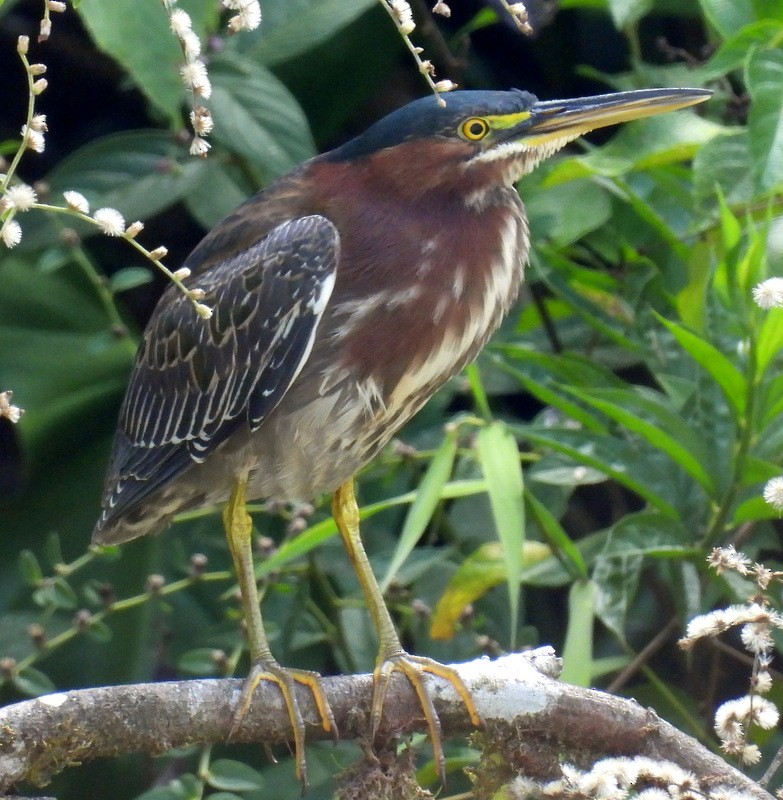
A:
92 476 183 546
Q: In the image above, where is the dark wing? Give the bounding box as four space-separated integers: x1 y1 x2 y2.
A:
95 215 339 537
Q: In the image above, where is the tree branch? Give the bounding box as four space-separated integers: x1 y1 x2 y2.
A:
0 649 769 798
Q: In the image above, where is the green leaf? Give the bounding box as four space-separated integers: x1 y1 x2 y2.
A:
429 541 550 640
693 131 753 210
250 0 377 65
22 132 205 250
562 386 716 493
84 619 112 642
184 157 252 230
607 0 652 29
207 759 264 792
32 577 78 610
756 308 783 373
525 491 587 580
464 362 491 419
672 239 712 332
18 550 43 587
177 648 222 676
698 0 755 39
476 422 525 648
560 580 596 687
13 666 57 697
134 778 197 800
380 429 457 593
109 267 154 294
44 533 64 570
717 185 742 252
747 48 783 192
248 480 489 582
208 54 316 183
593 552 642 640
76 0 216 120
655 313 746 416
733 495 782 523
492 348 618 433
546 113 727 180
526 177 612 247
699 19 783 81
515 426 678 517
599 512 695 559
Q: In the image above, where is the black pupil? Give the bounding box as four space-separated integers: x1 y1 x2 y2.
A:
469 121 484 136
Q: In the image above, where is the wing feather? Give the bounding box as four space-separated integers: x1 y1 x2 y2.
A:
95 215 339 537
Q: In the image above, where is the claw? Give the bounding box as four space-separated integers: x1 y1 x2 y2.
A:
371 652 483 783
229 661 338 788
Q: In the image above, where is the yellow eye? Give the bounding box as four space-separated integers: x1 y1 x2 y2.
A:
460 117 490 141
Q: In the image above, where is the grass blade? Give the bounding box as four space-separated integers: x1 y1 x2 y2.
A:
380 429 458 593
476 421 525 648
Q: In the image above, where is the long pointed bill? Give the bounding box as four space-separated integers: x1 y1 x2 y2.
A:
509 88 712 146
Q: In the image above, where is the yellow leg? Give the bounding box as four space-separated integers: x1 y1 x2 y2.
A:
332 479 482 780
224 471 336 787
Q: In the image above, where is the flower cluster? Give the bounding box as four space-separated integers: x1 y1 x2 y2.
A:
499 1 533 35
39 0 67 42
752 277 783 310
381 0 457 106
162 0 261 156
222 0 262 34
161 0 214 156
506 756 747 799
1 36 48 249
0 390 24 424
2 27 211 320
679 545 782 765
753 280 783 531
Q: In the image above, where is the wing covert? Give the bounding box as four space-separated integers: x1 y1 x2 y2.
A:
101 214 339 524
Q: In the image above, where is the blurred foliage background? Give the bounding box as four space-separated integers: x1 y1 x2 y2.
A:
1 0 783 798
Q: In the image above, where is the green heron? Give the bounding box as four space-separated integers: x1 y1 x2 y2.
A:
93 86 711 782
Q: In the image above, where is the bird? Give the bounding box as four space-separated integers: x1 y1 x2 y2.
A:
92 85 711 784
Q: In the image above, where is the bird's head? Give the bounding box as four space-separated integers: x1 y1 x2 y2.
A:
327 87 711 199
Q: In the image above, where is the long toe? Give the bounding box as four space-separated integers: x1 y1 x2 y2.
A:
371 652 483 783
229 661 337 788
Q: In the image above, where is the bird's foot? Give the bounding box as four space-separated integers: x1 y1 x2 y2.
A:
371 652 483 782
229 660 337 787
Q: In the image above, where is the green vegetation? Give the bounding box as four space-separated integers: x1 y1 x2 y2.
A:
1 0 783 798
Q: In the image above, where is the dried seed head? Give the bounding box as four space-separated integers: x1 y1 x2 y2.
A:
30 114 48 132
149 246 169 261
21 124 45 153
74 609 93 631
189 135 211 156
189 552 208 577
146 574 166 594
126 221 145 238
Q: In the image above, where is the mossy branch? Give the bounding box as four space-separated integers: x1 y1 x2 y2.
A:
0 650 769 799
